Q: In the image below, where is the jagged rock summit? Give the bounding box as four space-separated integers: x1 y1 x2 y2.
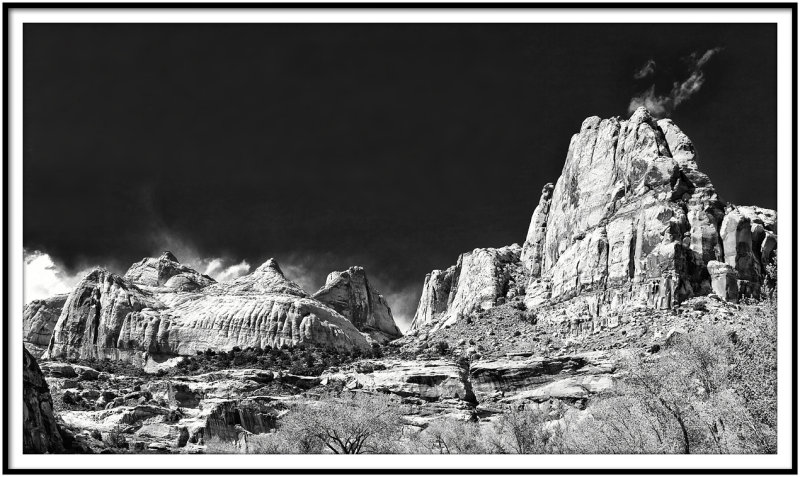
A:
412 108 777 332
44 254 404 364
312 266 402 343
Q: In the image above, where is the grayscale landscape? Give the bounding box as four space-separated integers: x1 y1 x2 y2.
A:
24 107 778 455
21 23 779 457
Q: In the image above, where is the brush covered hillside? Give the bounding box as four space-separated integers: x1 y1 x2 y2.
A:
24 108 777 455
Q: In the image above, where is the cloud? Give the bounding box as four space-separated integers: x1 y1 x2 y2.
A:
376 284 421 334
633 59 656 79
202 258 251 282
629 47 723 117
23 250 95 303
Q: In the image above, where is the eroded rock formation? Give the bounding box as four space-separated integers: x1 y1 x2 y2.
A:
413 108 777 331
312 266 402 343
44 255 384 363
410 244 523 331
125 251 215 291
24 294 68 351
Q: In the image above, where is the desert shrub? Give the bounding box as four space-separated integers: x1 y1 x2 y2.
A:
563 319 776 454
491 404 567 454
433 340 450 356
728 302 778 451
206 433 294 454
205 435 240 454
103 425 128 450
762 261 777 299
276 391 403 454
416 418 490 454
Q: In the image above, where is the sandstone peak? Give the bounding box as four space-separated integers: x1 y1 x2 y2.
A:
219 257 307 297
256 257 282 273
124 253 214 291
628 105 653 124
313 266 402 342
160 251 179 262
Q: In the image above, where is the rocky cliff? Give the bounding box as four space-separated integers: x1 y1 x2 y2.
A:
410 245 523 331
24 294 68 350
312 266 402 343
43 254 399 363
23 348 64 453
412 108 777 332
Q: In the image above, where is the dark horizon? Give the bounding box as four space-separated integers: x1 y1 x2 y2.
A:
23 23 778 328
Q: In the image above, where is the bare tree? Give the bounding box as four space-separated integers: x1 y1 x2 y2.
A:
279 391 402 454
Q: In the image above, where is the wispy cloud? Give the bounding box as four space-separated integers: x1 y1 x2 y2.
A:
374 283 421 333
629 47 723 117
633 59 656 80
201 258 251 282
23 250 96 303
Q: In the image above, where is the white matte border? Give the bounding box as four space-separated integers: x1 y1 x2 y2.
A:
5 5 795 472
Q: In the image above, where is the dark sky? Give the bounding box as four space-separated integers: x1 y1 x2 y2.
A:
23 23 777 327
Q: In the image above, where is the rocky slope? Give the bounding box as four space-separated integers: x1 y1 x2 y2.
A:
23 349 64 453
412 108 777 335
44 253 402 364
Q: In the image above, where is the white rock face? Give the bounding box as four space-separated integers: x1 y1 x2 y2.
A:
44 256 372 363
469 352 616 403
312 266 402 343
410 245 522 331
411 108 777 331
520 108 776 312
125 251 215 291
23 294 68 347
323 359 472 402
520 183 554 278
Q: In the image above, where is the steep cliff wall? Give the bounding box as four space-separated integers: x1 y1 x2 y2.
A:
412 108 777 332
410 244 522 331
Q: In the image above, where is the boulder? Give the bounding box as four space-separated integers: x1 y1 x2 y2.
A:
39 362 78 378
707 261 738 303
720 209 762 287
